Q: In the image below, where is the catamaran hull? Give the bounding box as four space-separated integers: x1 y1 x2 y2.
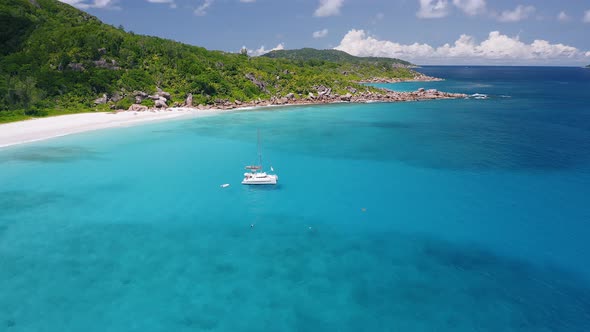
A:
242 175 278 185
241 180 277 185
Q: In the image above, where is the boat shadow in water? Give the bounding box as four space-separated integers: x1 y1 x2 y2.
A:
243 184 282 191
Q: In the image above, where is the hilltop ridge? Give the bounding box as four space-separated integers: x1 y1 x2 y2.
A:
262 48 414 67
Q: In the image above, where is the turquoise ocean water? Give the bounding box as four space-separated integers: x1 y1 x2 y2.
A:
1 66 590 331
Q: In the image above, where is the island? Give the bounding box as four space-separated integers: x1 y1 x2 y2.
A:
0 0 465 125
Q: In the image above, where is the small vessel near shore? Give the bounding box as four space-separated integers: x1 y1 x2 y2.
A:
242 130 278 185
471 93 488 99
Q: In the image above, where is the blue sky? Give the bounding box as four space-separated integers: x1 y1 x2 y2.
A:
61 0 590 65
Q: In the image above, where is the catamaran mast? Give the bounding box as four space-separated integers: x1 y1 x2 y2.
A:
257 129 262 168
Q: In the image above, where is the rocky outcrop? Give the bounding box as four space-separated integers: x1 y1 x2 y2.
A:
115 83 466 113
128 104 148 112
340 93 352 102
156 87 171 100
269 97 288 105
94 94 108 104
93 91 128 105
134 91 148 104
245 73 269 93
146 88 172 103
136 86 464 112
67 63 85 71
138 88 170 108
185 93 193 107
93 58 120 70
110 92 123 103
154 99 167 108
412 72 442 82
316 85 332 97
248 87 465 108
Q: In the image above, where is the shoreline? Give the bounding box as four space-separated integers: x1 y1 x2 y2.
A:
0 108 224 149
199 87 465 110
0 87 466 149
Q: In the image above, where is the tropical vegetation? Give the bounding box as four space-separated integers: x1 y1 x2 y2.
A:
262 48 413 67
0 0 418 123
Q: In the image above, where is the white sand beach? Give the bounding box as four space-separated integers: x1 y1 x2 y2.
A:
0 108 226 148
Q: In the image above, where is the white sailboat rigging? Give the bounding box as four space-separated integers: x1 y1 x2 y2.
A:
242 130 278 185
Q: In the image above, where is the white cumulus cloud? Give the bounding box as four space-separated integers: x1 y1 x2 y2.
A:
557 11 570 22
312 29 329 39
334 29 589 65
194 0 213 16
416 0 450 18
335 29 435 58
246 43 285 57
496 5 535 22
59 0 118 9
584 10 590 23
314 0 344 17
146 0 176 8
452 0 486 16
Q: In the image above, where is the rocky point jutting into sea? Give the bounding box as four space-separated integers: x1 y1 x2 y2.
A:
358 72 444 83
120 76 465 113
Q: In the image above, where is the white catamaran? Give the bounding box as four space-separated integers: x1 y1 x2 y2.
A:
242 130 278 185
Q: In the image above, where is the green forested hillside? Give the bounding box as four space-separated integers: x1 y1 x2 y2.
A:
262 48 413 67
0 0 416 122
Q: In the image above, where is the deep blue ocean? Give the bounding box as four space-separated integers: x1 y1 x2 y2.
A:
1 66 590 331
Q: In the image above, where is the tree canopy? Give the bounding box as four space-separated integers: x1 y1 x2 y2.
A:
262 48 413 67
0 0 417 122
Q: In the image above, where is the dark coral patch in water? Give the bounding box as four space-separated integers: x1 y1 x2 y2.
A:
0 218 588 331
0 146 100 164
0 190 64 214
